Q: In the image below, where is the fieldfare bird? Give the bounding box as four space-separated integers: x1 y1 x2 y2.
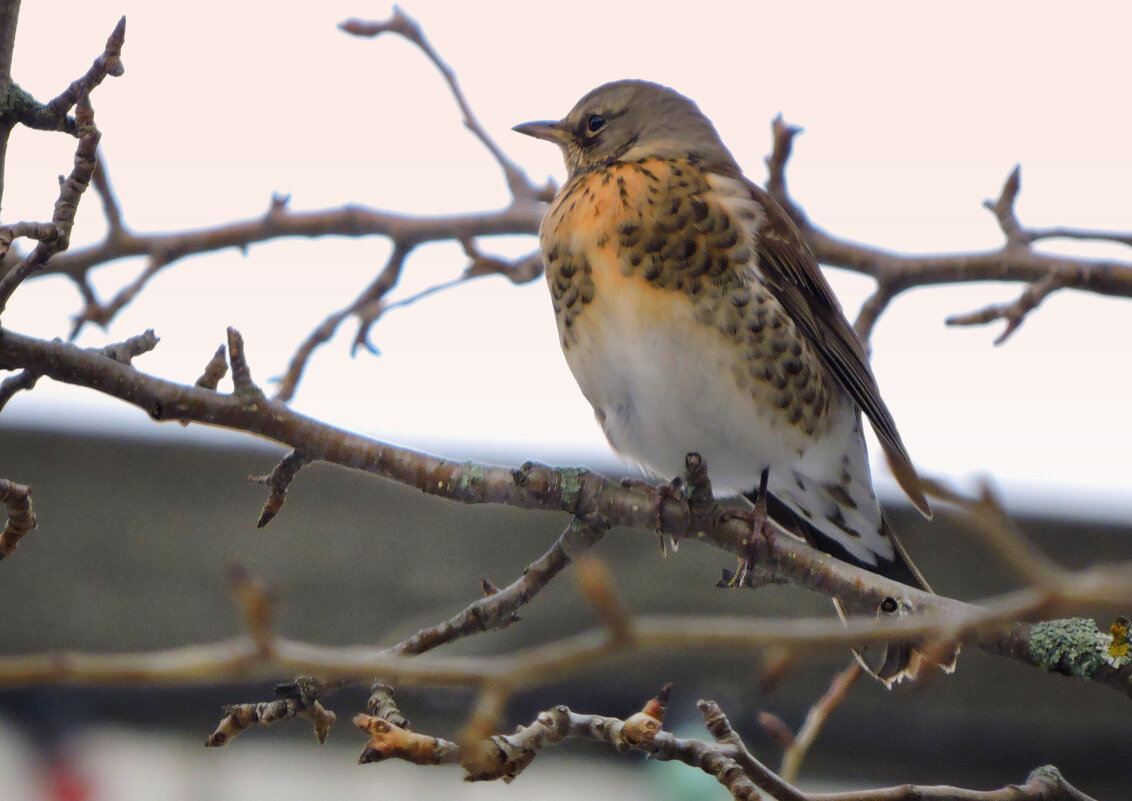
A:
515 80 952 685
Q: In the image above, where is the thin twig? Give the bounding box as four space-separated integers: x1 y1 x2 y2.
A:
778 661 861 783
0 97 101 313
1 583 1128 691
764 115 806 227
226 326 266 402
90 327 159 364
945 272 1068 344
356 689 1099 800
339 7 546 203
90 152 125 235
43 17 126 124
926 478 1067 592
194 344 228 390
1025 226 1132 249
0 368 40 412
853 280 898 345
386 516 607 658
250 450 307 528
982 165 1028 250
206 676 336 747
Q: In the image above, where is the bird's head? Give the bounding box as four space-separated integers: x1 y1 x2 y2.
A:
513 80 738 178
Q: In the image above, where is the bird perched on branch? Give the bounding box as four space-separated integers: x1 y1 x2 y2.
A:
515 79 955 685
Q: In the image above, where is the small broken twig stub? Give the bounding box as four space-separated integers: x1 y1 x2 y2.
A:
0 479 37 559
250 450 307 528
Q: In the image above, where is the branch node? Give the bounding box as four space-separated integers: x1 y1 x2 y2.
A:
208 677 336 747
0 369 42 413
194 344 229 390
0 479 38 559
355 712 456 765
764 115 805 225
365 682 411 728
226 327 267 403
250 450 307 527
621 684 671 747
984 164 1032 250
92 329 159 365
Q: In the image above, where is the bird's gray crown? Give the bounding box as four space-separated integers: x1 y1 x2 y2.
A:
520 80 741 177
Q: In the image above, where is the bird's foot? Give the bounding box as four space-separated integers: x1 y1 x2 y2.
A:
620 475 687 556
711 508 751 588
716 494 778 589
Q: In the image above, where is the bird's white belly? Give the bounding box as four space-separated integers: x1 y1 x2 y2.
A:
564 287 818 495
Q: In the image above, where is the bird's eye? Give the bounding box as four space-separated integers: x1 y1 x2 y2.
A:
586 114 606 133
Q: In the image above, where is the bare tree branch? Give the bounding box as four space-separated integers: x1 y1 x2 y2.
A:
90 152 125 234
759 123 1132 346
388 516 607 659
42 17 126 125
0 0 20 83
204 515 607 744
778 660 861 783
0 0 23 207
945 272 1068 345
194 343 228 389
250 450 307 528
1 325 1130 694
339 7 550 205
277 243 540 393
0 366 39 411
353 689 1098 800
207 676 338 748
0 96 101 313
0 559 1128 695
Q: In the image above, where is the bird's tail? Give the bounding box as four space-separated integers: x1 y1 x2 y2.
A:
759 492 959 686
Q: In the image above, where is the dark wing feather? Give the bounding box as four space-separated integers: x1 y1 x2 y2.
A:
746 181 932 518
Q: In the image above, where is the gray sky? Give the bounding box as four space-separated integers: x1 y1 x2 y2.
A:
3 0 1131 519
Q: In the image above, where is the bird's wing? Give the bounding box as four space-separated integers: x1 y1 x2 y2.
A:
744 180 931 517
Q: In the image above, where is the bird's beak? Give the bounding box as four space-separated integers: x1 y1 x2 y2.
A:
512 119 570 145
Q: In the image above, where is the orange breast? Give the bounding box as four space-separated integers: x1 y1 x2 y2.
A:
540 159 690 345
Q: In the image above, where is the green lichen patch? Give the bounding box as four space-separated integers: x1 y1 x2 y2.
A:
1028 617 1129 677
556 467 586 508
457 462 487 493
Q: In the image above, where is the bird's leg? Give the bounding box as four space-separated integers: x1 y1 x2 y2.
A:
722 468 771 588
